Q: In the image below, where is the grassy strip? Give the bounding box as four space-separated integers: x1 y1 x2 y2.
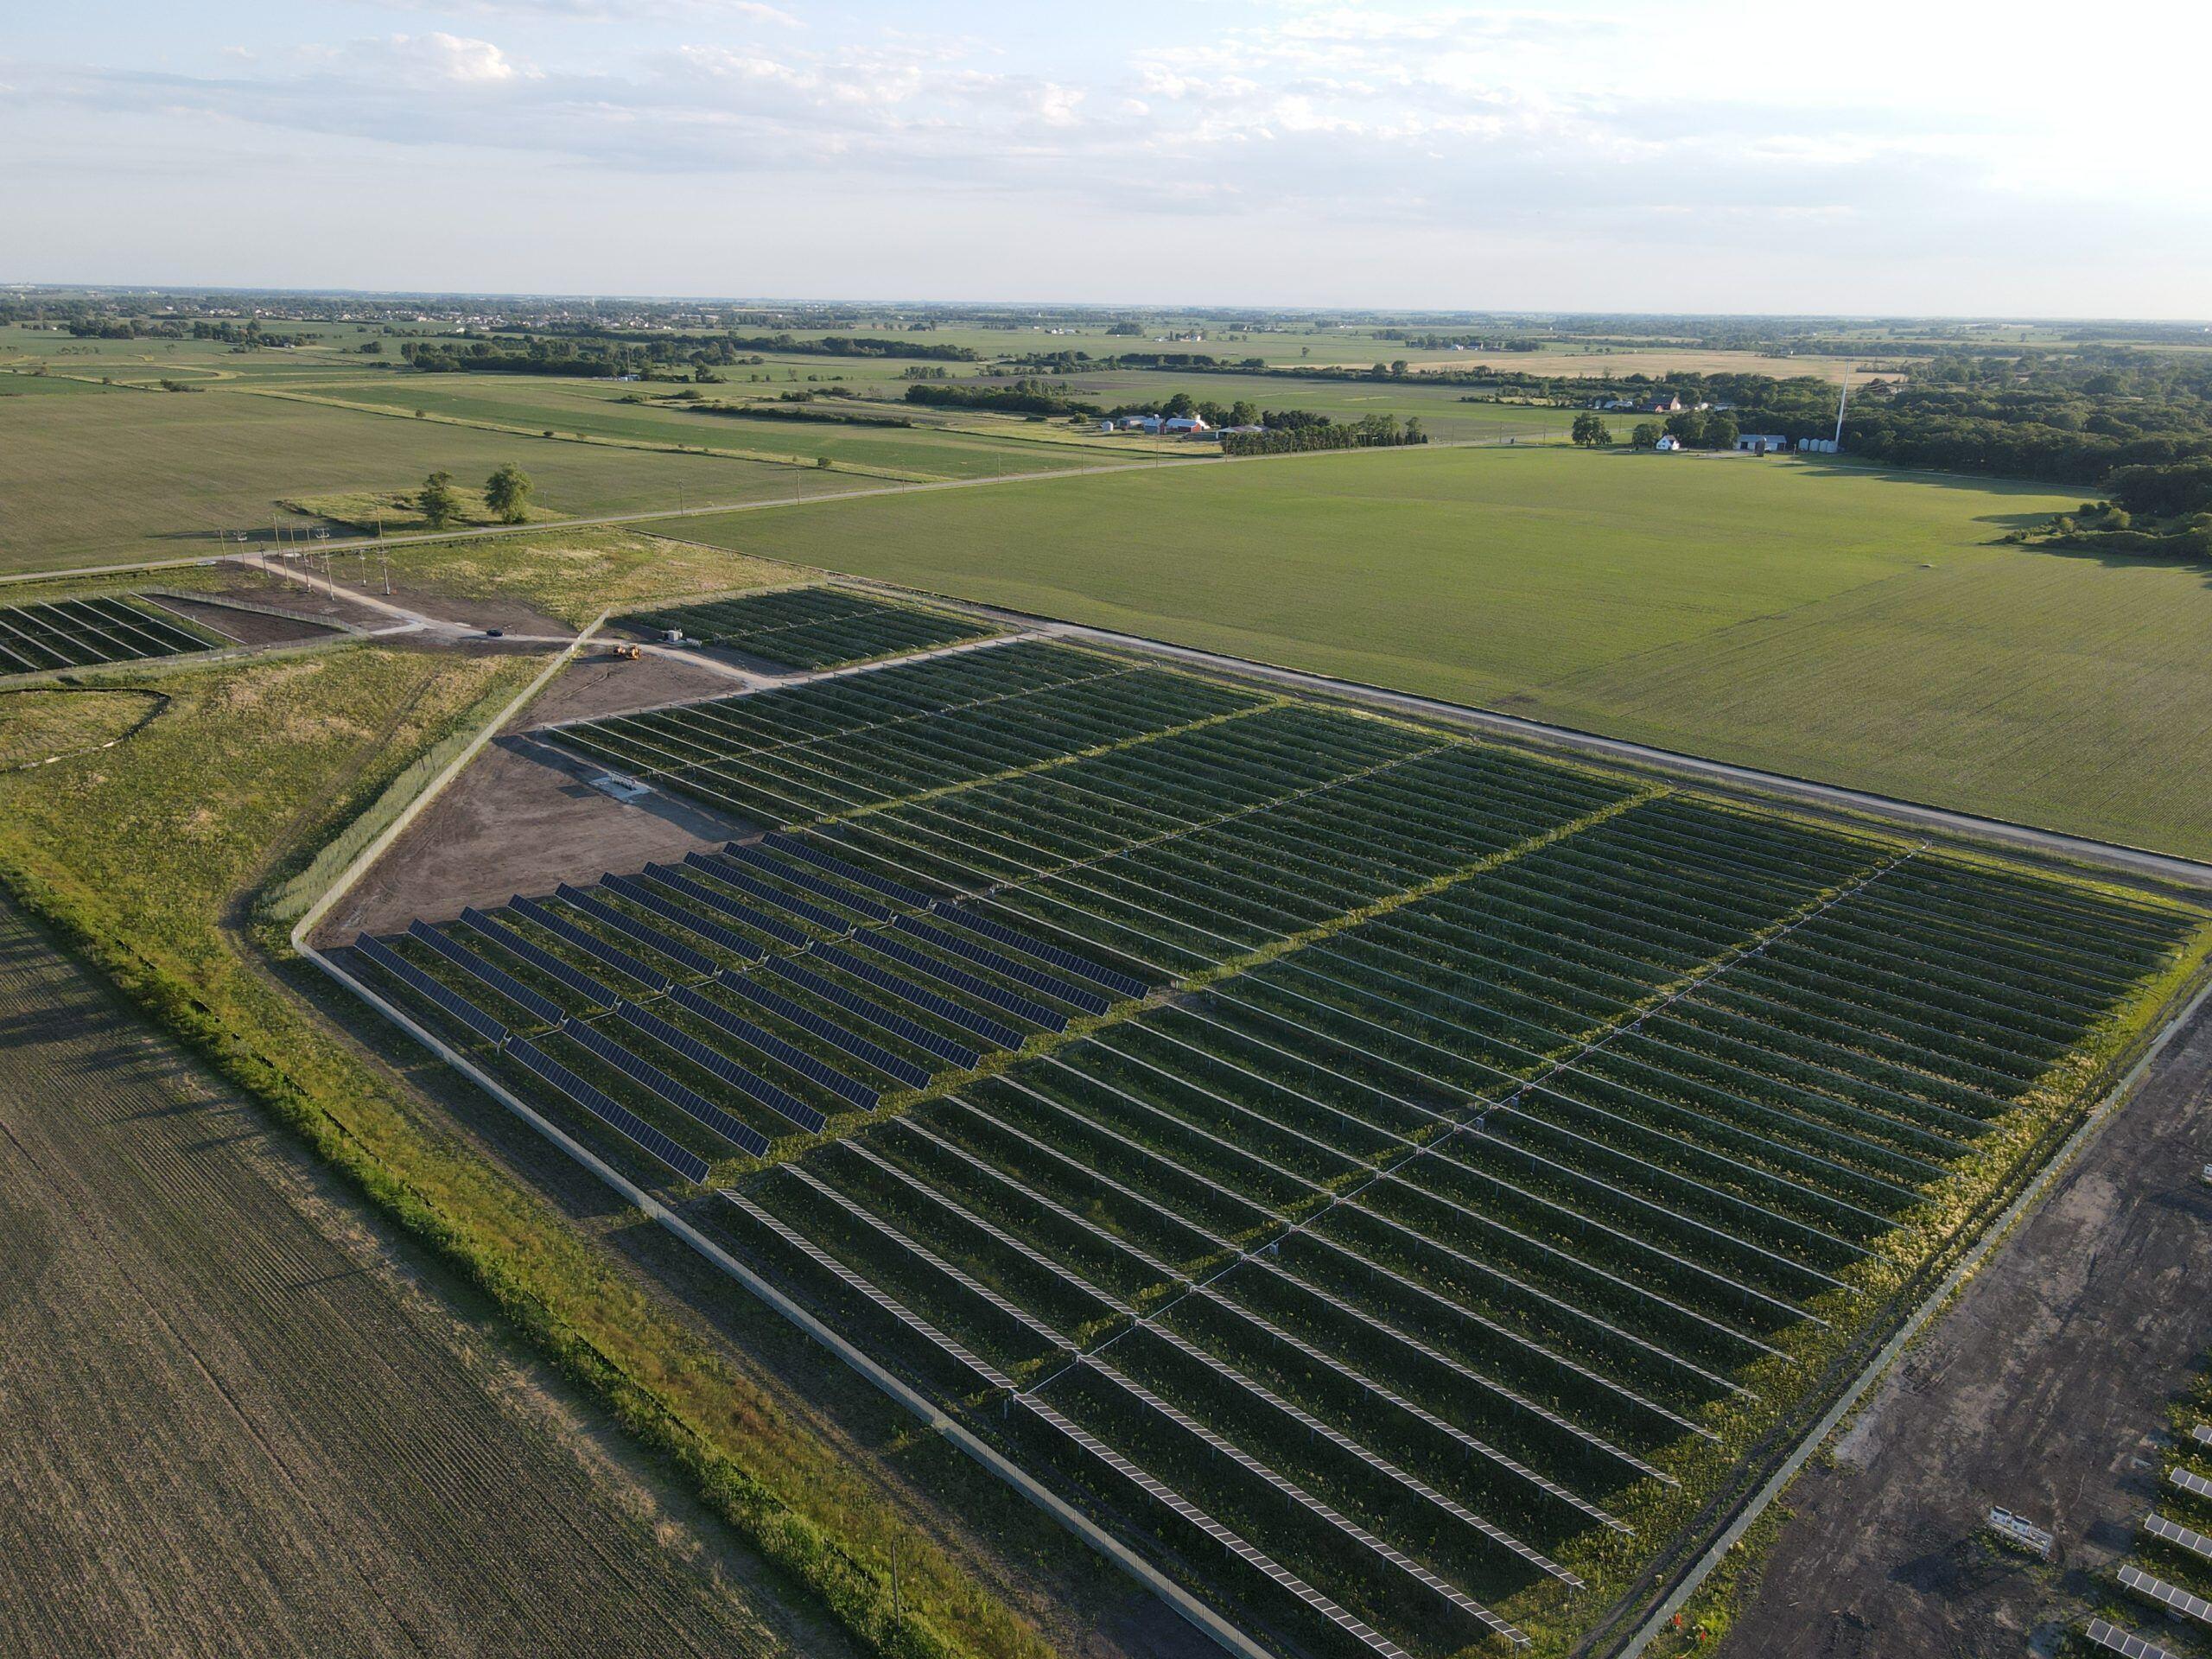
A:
0 646 1050 1659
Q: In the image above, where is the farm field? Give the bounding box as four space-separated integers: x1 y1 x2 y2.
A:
618 584 1000 670
0 389 861 575
0 893 837 1659
1023 370 1576 442
342 639 2209 1658
664 445 2212 860
269 374 1146 479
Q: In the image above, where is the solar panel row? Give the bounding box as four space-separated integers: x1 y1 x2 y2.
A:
408 919 567 1027
664 982 870 1116
927 903 1150 999
715 971 932 1090
892 913 1109 1014
721 842 897 924
353 934 509 1048
763 958 981 1071
810 943 1026 1050
512 894 673 993
505 1036 713 1183
556 882 721 978
461 907 618 1009
613 999 825 1135
766 831 943 909
604 872 767 962
565 1017 772 1157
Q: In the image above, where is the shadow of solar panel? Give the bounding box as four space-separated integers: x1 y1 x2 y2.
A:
643 862 810 950
892 914 1109 1014
762 959 980 1070
461 906 620 1010
716 972 934 1089
721 842 898 924
512 894 673 992
602 872 766 962
766 831 945 909
353 934 509 1047
613 999 828 1133
409 920 566 1027
564 1019 771 1157
863 935 1067 1031
556 882 720 978
810 944 1026 1049
688 852 853 936
505 1036 713 1182
929 905 1149 998
665 983 877 1112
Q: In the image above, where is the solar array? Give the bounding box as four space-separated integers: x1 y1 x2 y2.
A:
0 594 218 672
342 639 2202 1658
617 584 997 671
2087 1620 2179 1659
2119 1564 2212 1627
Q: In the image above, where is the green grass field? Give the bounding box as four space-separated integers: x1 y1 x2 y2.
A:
0 390 863 574
664 445 2212 859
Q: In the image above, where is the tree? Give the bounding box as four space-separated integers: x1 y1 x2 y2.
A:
1403 416 1426 444
1704 414 1739 450
1228 400 1259 428
418 470 461 529
1161 391 1197 419
1390 359 1410 377
483 462 532 524
1663 410 1704 444
1632 421 1663 448
1571 413 1612 448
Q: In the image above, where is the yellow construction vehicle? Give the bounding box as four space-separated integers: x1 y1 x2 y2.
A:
610 642 643 662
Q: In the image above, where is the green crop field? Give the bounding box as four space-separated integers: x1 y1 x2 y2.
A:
662 445 2212 859
0 389 863 574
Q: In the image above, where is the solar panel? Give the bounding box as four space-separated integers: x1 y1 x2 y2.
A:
2119 1563 2212 1626
408 921 567 1026
643 862 810 950
2170 1466 2212 1503
563 1020 772 1157
766 831 944 908
556 882 721 978
512 894 673 992
504 1036 712 1183
810 944 1026 1049
353 934 509 1047
613 998 828 1133
686 852 851 935
2086 1618 2179 1659
715 972 932 1090
891 914 1109 1014
602 872 766 962
2145 1510 2212 1563
460 906 618 1010
721 842 897 923
2194 1422 2212 1450
927 905 1149 998
861 935 1067 1031
664 983 876 1113
760 958 979 1070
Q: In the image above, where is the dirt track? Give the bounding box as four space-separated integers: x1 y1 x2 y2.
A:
1718 990 2212 1658
0 893 855 1659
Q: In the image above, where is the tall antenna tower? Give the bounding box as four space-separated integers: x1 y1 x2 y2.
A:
1833 378 1850 450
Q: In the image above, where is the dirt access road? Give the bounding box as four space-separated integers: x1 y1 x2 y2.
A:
1717 989 2212 1658
0 893 860 1659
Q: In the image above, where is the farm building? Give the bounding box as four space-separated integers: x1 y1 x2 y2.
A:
1162 415 1211 435
1737 433 1789 454
1117 414 1162 433
1655 434 1681 451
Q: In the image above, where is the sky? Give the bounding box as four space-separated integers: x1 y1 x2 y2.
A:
4 0 2206 316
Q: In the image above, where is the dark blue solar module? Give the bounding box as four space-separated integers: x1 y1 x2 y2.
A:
686 852 851 936
407 920 567 1027
665 983 877 1113
762 958 981 1071
720 842 897 924
563 1018 772 1157
512 894 673 993
505 1036 713 1183
353 934 509 1047
764 831 948 909
461 906 619 1010
809 943 1027 1049
556 881 720 978
614 998 829 1134
643 862 810 950
860 935 1066 1032
715 972 932 1090
927 905 1150 999
891 914 1108 1014
602 872 766 962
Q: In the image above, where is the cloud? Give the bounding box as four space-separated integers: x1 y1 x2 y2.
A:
365 0 799 22
315 33 534 85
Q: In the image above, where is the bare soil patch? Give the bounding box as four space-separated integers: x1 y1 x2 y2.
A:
1719 992 2212 1658
0 893 854 1659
